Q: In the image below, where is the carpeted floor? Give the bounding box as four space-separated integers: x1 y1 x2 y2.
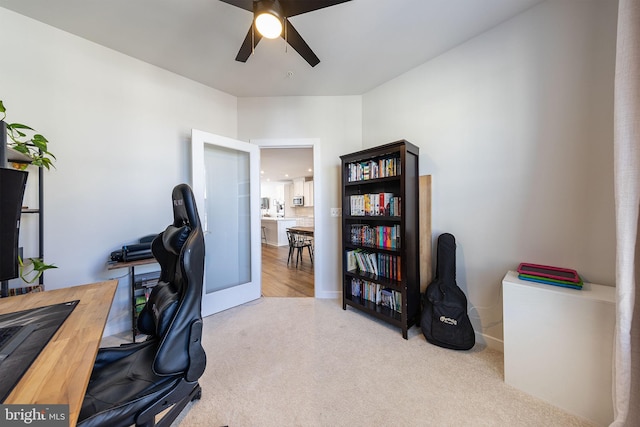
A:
167 297 596 427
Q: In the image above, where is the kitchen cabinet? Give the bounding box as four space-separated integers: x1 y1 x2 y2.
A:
293 178 304 196
304 181 313 206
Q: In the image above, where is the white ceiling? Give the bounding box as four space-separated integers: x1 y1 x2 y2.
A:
0 0 543 97
260 147 313 183
0 0 542 181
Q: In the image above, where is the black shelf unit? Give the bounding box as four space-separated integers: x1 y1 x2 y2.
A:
107 258 159 342
0 140 44 298
133 269 160 337
340 140 420 339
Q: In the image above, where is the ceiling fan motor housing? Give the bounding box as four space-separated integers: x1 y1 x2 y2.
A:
254 0 284 39
254 0 283 18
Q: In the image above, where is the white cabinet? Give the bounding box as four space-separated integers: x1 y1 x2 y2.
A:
261 218 297 246
284 184 293 217
293 178 304 196
303 180 313 206
502 271 615 426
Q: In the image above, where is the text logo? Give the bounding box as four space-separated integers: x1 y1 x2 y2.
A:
439 316 458 326
1 405 68 426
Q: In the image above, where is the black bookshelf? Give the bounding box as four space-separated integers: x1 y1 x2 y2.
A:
340 140 420 339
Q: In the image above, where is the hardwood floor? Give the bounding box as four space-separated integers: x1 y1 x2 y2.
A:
261 243 314 297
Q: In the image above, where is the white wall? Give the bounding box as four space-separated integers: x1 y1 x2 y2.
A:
0 8 237 335
238 97 362 298
362 0 618 347
0 0 618 348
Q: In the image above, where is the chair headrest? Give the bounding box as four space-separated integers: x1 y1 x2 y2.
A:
162 225 191 256
172 184 201 230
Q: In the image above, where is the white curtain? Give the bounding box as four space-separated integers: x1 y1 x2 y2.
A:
612 0 640 425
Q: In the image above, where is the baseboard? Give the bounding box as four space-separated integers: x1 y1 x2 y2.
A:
475 330 504 352
317 295 505 353
315 291 341 299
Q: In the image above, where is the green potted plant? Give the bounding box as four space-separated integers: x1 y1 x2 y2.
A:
18 256 58 285
0 99 56 169
0 99 57 294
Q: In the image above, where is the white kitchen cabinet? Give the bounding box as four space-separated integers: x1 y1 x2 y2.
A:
284 184 293 217
293 178 304 196
303 180 313 206
261 218 297 246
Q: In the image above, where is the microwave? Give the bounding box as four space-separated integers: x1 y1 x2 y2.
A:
292 196 304 206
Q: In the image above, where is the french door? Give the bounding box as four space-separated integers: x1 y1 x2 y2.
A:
191 129 261 317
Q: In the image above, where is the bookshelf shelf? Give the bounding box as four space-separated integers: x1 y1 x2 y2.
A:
345 269 402 288
345 297 403 324
340 140 420 339
344 175 401 187
343 215 401 222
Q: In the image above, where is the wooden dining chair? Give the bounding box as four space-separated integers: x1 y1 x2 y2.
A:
286 231 313 267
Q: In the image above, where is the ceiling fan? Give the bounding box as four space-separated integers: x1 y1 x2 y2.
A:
219 0 352 67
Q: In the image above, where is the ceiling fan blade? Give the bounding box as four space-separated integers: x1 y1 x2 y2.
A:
218 0 254 12
235 25 263 62
282 20 320 67
283 0 352 17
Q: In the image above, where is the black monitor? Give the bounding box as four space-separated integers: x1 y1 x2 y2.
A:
0 168 28 281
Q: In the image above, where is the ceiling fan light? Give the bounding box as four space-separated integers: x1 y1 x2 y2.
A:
255 12 282 39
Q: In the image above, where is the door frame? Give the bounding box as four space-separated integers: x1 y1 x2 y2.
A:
252 138 320 298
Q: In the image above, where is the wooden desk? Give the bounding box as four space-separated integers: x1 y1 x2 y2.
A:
0 280 117 426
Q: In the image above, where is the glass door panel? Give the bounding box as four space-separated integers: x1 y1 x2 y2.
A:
191 130 260 317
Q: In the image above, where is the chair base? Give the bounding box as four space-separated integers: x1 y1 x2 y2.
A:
136 380 202 427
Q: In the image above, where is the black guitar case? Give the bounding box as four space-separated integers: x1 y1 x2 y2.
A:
421 233 475 350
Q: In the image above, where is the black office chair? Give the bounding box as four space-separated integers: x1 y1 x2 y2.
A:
286 230 313 267
78 184 206 427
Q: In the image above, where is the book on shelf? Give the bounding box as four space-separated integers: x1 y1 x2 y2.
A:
346 156 401 182
349 193 400 216
350 277 402 313
346 250 358 271
346 249 402 281
349 224 401 249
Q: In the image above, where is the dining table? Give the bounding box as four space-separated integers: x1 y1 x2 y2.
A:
286 226 314 237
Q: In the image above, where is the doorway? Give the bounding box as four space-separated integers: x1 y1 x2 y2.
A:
254 139 318 297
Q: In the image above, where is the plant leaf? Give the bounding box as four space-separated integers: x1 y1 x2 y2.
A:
9 123 34 131
32 134 48 143
32 139 48 151
11 144 29 154
30 258 57 271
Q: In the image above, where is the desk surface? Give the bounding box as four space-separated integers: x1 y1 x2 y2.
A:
0 280 117 426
